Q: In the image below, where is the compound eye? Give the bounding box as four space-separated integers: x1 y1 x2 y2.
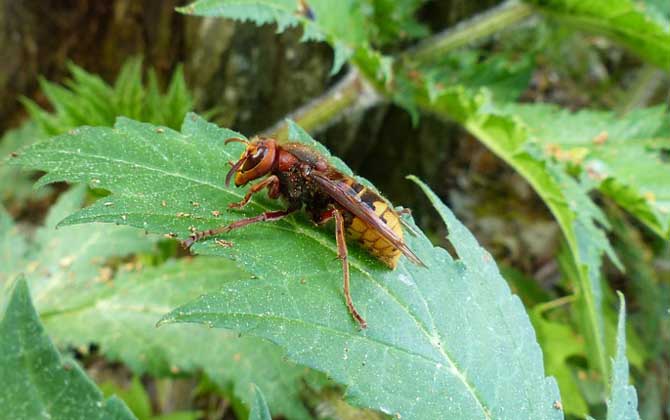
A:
242 146 267 171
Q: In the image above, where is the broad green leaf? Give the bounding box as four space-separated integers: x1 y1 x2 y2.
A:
177 0 389 78
0 185 153 303
4 58 195 209
44 258 323 420
249 385 272 420
524 0 670 70
606 293 640 420
0 277 136 420
2 186 155 314
13 114 562 419
0 187 321 419
404 82 617 382
505 104 670 238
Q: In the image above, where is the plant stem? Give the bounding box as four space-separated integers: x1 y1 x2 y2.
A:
262 0 534 137
534 294 577 314
262 70 380 140
403 0 534 64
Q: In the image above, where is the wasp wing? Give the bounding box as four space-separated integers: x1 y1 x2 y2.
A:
310 171 426 267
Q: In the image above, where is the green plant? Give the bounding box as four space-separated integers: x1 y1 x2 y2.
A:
0 278 136 419
2 0 669 418
1 57 193 210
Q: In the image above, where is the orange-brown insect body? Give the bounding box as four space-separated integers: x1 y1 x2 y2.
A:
186 137 424 328
338 178 404 268
232 140 409 266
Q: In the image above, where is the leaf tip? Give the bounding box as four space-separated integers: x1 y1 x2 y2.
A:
155 316 173 328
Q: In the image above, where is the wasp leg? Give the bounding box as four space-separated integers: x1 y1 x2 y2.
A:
313 209 335 225
333 209 367 329
229 175 280 209
182 208 295 249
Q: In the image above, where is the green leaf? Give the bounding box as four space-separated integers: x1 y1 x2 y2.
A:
504 104 670 238
423 49 535 103
1 185 154 304
23 58 194 136
12 186 154 315
44 258 322 420
249 385 272 420
524 0 670 70
66 61 117 125
0 277 136 420
0 186 320 419
114 57 146 121
177 0 388 78
606 293 640 420
13 114 562 419
163 65 194 130
405 83 617 382
5 58 195 209
363 0 429 46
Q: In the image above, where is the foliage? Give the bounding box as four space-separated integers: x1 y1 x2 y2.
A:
362 0 429 46
408 83 619 382
177 0 389 77
505 104 670 238
523 0 670 70
11 115 562 419
2 57 194 210
249 386 272 420
0 186 154 307
0 277 136 420
4 0 668 417
171 1 669 416
0 187 323 420
606 293 640 420
22 57 192 136
530 307 588 415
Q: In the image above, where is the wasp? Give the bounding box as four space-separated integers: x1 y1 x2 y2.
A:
183 137 426 328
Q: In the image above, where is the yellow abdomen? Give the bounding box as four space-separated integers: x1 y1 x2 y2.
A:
346 200 403 268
